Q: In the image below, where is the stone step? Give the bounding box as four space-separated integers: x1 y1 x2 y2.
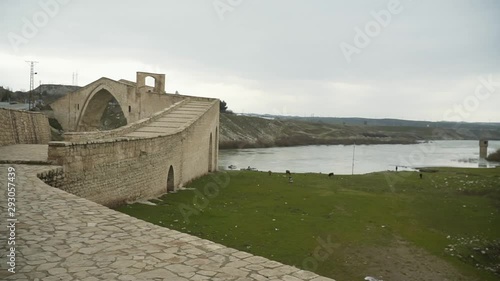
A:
124 132 167 138
124 100 214 138
135 127 179 134
146 123 180 128
164 113 197 118
177 108 208 112
157 117 192 122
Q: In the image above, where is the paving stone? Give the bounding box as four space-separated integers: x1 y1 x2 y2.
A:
165 264 196 273
35 262 59 271
282 275 303 281
47 267 67 275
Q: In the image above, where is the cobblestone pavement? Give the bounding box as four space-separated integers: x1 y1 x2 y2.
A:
0 164 335 281
0 145 48 164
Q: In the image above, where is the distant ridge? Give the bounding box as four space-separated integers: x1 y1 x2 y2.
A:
240 113 500 129
35 84 81 97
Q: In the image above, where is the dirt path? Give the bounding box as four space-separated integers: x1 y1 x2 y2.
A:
343 238 475 281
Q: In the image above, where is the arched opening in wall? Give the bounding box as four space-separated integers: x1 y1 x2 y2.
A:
208 133 213 172
215 127 218 171
167 165 175 192
78 89 127 131
100 96 127 130
145 76 156 91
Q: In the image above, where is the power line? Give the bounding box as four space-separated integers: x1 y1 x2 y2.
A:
25 61 38 110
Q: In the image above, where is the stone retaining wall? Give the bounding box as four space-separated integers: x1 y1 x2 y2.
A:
0 108 51 146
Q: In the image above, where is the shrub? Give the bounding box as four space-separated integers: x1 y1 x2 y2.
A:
487 149 500 162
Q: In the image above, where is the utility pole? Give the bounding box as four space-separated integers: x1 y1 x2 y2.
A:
26 61 38 110
72 71 79 86
39 80 42 106
351 143 356 175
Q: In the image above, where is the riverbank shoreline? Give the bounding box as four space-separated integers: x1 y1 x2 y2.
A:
219 138 418 149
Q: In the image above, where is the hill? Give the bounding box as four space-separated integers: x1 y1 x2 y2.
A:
36 84 81 104
0 84 80 105
220 113 500 149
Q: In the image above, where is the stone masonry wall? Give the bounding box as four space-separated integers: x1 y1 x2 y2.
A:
47 101 219 207
0 108 51 146
181 103 220 182
48 135 183 207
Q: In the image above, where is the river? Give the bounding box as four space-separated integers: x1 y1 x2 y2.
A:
218 140 500 174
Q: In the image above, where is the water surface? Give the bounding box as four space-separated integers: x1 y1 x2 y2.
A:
219 140 500 174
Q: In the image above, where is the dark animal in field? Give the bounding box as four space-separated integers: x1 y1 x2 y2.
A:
328 173 334 177
286 170 291 175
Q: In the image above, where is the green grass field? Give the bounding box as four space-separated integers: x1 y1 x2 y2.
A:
115 168 500 281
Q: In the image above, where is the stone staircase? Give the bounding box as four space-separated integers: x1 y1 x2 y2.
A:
124 99 214 138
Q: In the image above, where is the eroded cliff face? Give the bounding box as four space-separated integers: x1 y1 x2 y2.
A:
219 113 419 149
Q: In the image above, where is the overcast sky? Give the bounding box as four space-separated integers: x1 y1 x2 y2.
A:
1 0 499 122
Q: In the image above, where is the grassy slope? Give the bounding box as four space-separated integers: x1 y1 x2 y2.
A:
115 168 500 280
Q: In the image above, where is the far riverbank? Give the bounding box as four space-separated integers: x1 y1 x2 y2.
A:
219 113 500 149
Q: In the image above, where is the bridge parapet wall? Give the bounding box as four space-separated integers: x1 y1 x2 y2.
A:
48 134 182 207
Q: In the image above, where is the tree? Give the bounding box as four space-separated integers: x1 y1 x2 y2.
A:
220 100 228 113
0 88 12 102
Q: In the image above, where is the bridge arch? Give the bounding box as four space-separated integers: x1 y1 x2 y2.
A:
77 85 128 132
167 165 175 192
215 126 218 155
145 76 156 88
208 133 213 172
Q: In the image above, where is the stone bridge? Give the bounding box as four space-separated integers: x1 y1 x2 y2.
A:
46 72 220 206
